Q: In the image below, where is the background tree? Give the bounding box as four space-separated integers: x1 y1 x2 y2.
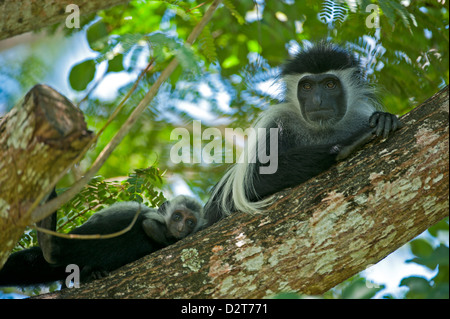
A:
0 0 448 298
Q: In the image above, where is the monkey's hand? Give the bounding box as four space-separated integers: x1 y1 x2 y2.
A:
369 111 401 139
81 266 110 282
336 112 402 161
142 219 171 246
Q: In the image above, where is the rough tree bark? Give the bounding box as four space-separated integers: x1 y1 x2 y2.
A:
0 84 94 268
0 0 129 40
37 86 448 299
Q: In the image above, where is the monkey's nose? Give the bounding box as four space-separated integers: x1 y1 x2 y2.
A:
313 95 322 106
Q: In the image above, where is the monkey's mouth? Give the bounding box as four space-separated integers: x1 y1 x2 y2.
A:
307 109 335 121
173 231 190 239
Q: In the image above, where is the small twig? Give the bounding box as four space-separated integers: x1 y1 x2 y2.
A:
26 59 154 223
96 58 156 138
186 1 207 13
30 0 223 224
76 69 107 108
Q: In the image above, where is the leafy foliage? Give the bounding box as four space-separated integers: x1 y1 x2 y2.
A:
319 0 349 28
402 219 449 299
0 0 448 299
14 166 166 251
69 59 97 91
273 275 385 299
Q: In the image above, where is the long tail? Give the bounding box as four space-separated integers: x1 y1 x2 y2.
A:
203 152 274 227
203 110 282 226
0 247 65 286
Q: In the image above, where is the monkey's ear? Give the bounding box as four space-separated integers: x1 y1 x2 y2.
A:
157 201 170 215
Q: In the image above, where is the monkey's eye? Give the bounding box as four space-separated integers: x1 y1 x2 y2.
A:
186 219 196 228
325 80 336 89
301 82 312 90
172 212 182 221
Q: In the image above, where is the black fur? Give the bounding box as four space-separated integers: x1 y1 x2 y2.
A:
0 208 166 286
282 42 360 75
52 208 168 281
0 196 203 286
0 247 65 286
203 42 400 226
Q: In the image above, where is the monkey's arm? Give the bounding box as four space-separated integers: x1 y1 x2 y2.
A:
252 144 339 200
336 111 401 160
253 112 401 199
142 214 171 246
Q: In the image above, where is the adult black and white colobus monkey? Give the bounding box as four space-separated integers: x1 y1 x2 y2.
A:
204 42 401 226
0 194 204 286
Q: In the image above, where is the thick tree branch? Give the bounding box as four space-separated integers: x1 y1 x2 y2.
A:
30 0 223 230
0 85 94 267
0 0 129 41
0 0 222 272
38 86 449 299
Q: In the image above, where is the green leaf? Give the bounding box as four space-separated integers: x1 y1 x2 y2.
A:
147 32 200 74
400 276 431 299
410 238 434 258
247 40 261 53
223 0 245 25
407 244 449 270
107 53 124 72
272 292 301 299
341 277 384 299
222 55 240 68
87 20 109 51
69 59 96 91
199 26 217 63
428 218 449 237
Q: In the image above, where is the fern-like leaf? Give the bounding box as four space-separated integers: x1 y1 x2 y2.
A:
378 0 417 31
223 0 245 25
199 25 218 63
319 0 349 27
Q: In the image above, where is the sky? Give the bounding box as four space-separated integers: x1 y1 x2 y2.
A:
0 19 447 299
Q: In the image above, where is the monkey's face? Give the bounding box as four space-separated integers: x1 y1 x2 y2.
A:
168 210 198 239
297 73 346 126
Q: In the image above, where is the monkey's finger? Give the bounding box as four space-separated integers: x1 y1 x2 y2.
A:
91 270 109 280
391 115 398 131
383 115 392 138
369 112 380 128
375 113 386 136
